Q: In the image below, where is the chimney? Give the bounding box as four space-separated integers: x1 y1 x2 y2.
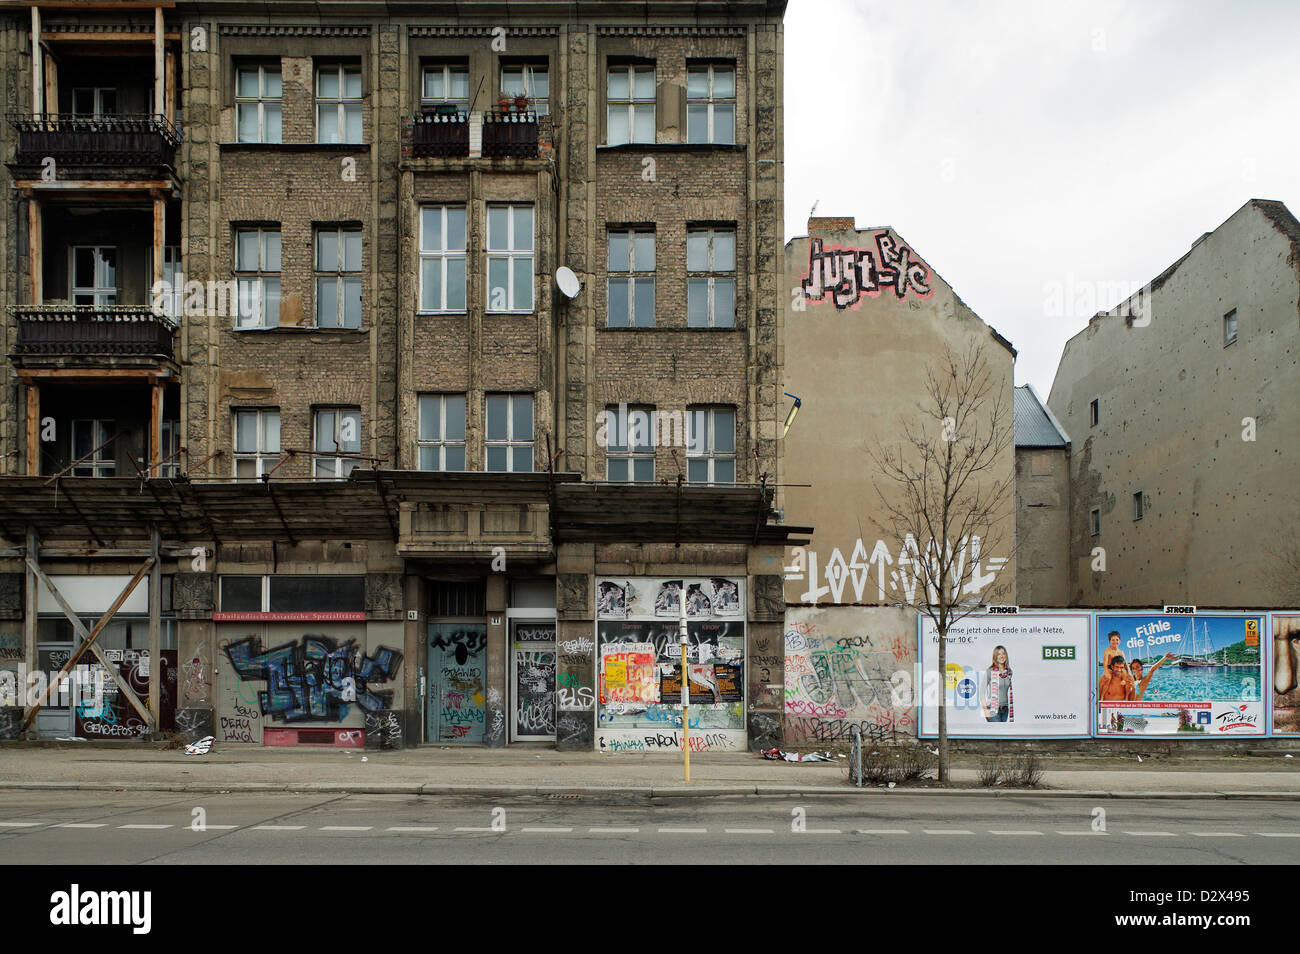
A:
808 216 856 234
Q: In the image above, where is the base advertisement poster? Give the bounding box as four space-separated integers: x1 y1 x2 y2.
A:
1272 614 1300 736
1096 613 1264 737
920 614 1091 737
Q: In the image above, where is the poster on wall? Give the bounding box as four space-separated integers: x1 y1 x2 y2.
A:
1095 613 1265 737
1271 614 1300 736
598 576 744 621
920 614 1091 738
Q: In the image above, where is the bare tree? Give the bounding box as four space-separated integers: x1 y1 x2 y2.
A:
870 341 1017 783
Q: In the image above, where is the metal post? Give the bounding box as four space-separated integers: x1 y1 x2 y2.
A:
148 526 161 734
679 584 689 782
853 724 862 788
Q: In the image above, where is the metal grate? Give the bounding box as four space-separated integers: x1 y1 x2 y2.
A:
429 580 485 618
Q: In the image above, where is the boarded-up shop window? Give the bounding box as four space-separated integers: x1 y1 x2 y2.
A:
268 576 365 612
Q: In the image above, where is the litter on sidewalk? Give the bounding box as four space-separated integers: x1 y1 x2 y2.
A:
761 748 835 762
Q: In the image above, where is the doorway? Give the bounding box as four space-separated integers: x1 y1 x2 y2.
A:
510 620 556 741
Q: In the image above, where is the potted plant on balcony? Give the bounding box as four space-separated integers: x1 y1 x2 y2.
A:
513 93 530 114
498 94 512 113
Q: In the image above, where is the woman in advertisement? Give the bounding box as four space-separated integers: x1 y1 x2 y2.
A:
982 645 1013 723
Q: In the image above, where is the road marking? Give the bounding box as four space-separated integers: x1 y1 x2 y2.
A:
1057 831 1107 836
1257 832 1300 838
725 828 775 834
803 829 843 834
118 824 173 830
1189 832 1242 838
387 826 440 833
658 827 708 834
200 825 240 831
858 828 909 834
0 821 43 828
453 827 496 833
588 827 640 833
253 825 305 831
988 830 1042 835
54 823 106 829
1124 831 1176 837
320 826 373 831
521 827 573 833
923 829 972 835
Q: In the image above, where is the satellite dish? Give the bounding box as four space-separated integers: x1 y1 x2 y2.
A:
555 266 581 299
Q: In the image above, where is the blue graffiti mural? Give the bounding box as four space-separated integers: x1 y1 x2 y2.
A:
223 636 402 723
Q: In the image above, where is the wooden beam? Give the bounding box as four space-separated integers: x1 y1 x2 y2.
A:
30 6 42 118
23 529 38 733
84 641 152 728
18 369 165 380
43 46 57 115
42 32 182 42
148 526 160 734
20 557 154 730
154 6 164 117
25 383 40 477
150 382 163 476
165 47 176 124
5 2 178 11
13 180 175 193
27 197 41 305
152 194 165 289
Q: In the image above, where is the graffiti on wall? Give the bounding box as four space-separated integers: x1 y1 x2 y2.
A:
784 619 916 744
429 626 487 742
222 635 402 724
181 644 212 707
74 650 178 738
785 535 1008 604
800 234 933 309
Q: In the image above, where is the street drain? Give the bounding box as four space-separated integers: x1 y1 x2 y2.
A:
547 794 582 800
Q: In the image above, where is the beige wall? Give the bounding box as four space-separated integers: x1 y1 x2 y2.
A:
781 222 1017 607
1047 200 1300 607
1015 446 1071 606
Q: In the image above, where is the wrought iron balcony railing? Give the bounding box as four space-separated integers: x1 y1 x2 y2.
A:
9 113 181 167
409 109 469 158
11 305 178 360
482 109 539 158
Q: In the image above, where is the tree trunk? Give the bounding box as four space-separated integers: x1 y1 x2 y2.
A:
937 622 949 784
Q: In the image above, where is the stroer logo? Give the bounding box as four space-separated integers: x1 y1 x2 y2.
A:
1214 705 1258 732
49 884 151 934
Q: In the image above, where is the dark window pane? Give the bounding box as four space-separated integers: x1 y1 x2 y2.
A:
221 576 262 612
268 575 364 612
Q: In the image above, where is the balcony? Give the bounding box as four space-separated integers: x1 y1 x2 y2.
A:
9 113 180 168
482 110 539 159
11 305 177 362
409 110 469 158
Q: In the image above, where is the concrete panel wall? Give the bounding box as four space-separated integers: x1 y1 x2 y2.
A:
1015 447 1071 606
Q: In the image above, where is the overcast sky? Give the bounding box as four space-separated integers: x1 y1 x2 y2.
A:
783 0 1300 395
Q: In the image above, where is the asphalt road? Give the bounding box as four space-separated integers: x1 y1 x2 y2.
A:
2 790 1298 864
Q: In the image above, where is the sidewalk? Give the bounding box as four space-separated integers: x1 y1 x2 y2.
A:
1 743 1298 798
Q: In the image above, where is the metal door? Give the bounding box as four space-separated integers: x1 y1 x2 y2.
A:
511 621 556 741
427 623 487 743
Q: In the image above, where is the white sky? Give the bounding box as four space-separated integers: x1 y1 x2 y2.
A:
783 0 1300 394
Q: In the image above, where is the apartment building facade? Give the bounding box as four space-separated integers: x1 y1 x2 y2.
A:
0 0 795 752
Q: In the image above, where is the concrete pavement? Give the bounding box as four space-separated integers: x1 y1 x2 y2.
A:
1 743 1298 799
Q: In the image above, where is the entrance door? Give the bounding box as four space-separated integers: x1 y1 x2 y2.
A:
510 621 556 741
427 624 487 743
34 642 74 738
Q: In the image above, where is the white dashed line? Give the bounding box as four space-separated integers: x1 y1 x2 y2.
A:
387 826 440 833
658 827 708 834
923 829 972 835
1189 832 1242 838
0 821 43 828
453 827 496 833
725 828 774 834
253 825 305 831
1057 831 1107 836
858 829 909 835
1257 832 1300 838
200 825 240 831
54 823 106 829
588 827 640 833
521 827 574 833
1125 831 1176 837
118 824 173 830
988 830 1042 836
320 826 373 831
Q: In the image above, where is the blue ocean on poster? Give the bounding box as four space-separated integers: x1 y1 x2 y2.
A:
1097 615 1261 701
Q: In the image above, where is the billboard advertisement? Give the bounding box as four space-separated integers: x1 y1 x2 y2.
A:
1272 614 1300 736
1096 613 1265 737
920 614 1091 738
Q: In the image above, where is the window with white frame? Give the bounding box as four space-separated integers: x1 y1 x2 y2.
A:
486 204 534 313
159 246 182 318
71 246 117 306
607 63 654 145
417 394 467 471
422 62 469 112
234 227 281 328
686 406 736 484
72 87 117 118
686 63 735 144
316 63 363 143
71 420 115 477
1224 308 1238 346
607 229 655 328
233 409 280 478
687 227 736 328
604 404 655 482
159 419 180 477
235 64 282 143
485 393 533 473
315 227 362 328
501 62 549 115
419 206 467 312
313 408 361 478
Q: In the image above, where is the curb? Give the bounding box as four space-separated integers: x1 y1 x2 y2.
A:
2 781 1299 800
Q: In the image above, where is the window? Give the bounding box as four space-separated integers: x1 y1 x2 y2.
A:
607 63 654 145
1090 507 1101 536
220 575 364 613
1224 308 1238 346
234 228 281 328
71 420 115 477
316 63 362 143
422 62 469 112
419 206 467 312
486 393 533 472
1089 398 1099 428
1133 491 1145 521
687 227 736 327
486 205 534 313
233 409 280 478
686 406 736 484
72 87 117 118
159 419 180 477
686 63 735 144
314 227 362 328
502 62 549 116
604 404 655 482
71 247 117 306
313 408 360 478
236 64 282 143
417 394 467 471
607 229 655 327
158 246 182 317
